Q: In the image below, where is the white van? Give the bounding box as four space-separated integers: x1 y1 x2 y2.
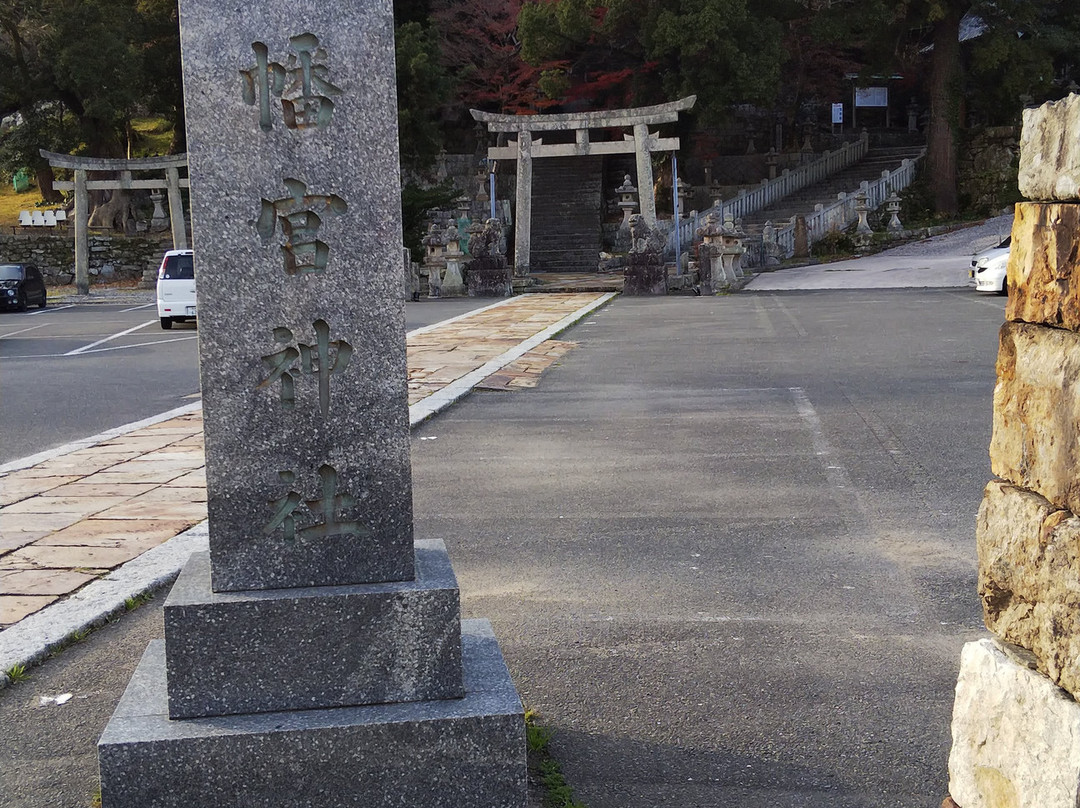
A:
156 249 196 329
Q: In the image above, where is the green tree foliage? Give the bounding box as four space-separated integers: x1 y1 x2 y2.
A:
0 0 183 197
807 0 1080 214
517 0 789 122
396 19 453 171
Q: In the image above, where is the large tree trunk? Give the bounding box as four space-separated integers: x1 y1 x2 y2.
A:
35 165 64 204
926 5 964 216
88 188 137 234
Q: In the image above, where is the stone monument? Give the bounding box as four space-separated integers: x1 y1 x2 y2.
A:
945 93 1080 808
96 2 525 805
466 218 512 297
623 213 666 296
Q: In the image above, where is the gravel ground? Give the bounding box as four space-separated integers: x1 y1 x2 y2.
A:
881 212 1014 257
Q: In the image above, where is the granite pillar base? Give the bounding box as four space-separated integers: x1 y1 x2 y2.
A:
467 257 512 297
99 621 525 808
623 252 666 296
164 541 463 719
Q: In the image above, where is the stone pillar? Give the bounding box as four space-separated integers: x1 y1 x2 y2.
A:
634 123 656 225
165 166 187 250
946 93 1080 808
73 169 89 295
97 1 525 805
514 130 532 276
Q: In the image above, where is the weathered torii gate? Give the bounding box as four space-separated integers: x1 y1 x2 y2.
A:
472 96 696 276
40 150 189 295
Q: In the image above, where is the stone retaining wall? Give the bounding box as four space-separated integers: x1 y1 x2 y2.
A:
0 233 169 285
948 93 1080 808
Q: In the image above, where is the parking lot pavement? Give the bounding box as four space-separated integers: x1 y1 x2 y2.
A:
0 292 614 668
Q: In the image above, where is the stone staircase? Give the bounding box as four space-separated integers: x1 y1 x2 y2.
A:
739 146 925 231
529 155 604 273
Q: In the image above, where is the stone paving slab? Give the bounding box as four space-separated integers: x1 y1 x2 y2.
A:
0 292 613 639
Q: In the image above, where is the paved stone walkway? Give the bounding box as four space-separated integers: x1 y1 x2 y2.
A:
0 293 611 631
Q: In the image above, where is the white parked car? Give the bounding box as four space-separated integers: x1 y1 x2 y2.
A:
156 249 196 329
969 236 1010 295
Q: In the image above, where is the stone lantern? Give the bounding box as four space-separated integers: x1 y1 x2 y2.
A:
886 193 904 234
720 212 747 280
695 211 734 294
709 181 723 210
675 177 689 219
441 220 466 297
853 191 873 249
765 148 779 181
616 174 638 226
422 222 448 298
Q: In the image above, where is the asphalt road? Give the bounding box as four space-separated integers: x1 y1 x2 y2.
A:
0 287 1006 807
410 288 1004 807
0 298 494 465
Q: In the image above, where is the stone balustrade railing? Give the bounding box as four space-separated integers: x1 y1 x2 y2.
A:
665 132 870 257
773 150 925 257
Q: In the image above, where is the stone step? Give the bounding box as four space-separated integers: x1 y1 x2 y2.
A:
528 155 604 273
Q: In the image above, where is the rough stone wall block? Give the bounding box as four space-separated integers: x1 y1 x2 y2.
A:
978 480 1080 699
1006 202 1080 328
1018 94 1080 202
990 321 1080 515
949 638 1080 808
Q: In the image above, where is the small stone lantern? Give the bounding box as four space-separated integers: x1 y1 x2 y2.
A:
886 193 904 234
616 174 638 226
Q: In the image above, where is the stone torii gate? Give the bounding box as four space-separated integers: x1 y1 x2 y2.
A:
40 150 189 295
472 96 696 276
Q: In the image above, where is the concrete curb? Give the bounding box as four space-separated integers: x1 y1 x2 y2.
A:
409 292 618 427
0 292 618 686
0 401 204 475
0 523 208 686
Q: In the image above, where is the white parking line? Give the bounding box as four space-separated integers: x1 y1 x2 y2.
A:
120 303 156 312
64 319 156 355
0 323 50 340
25 304 75 316
78 334 198 354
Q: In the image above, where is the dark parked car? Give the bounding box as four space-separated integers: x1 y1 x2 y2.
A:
0 264 47 311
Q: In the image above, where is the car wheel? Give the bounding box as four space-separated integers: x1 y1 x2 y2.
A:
37 293 46 309
16 292 26 312
998 278 1008 296
160 317 173 330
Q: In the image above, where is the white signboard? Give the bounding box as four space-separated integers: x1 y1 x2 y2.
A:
831 103 844 124
855 87 888 108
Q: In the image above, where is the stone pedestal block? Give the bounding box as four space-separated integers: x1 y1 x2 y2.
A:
467 256 512 297
978 480 1080 700
949 638 1080 808
99 621 525 808
165 541 463 719
623 252 666 296
991 321 1080 514
1006 202 1080 329
1019 94 1080 202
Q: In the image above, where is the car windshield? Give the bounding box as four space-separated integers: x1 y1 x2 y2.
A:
0 265 24 281
160 254 194 280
